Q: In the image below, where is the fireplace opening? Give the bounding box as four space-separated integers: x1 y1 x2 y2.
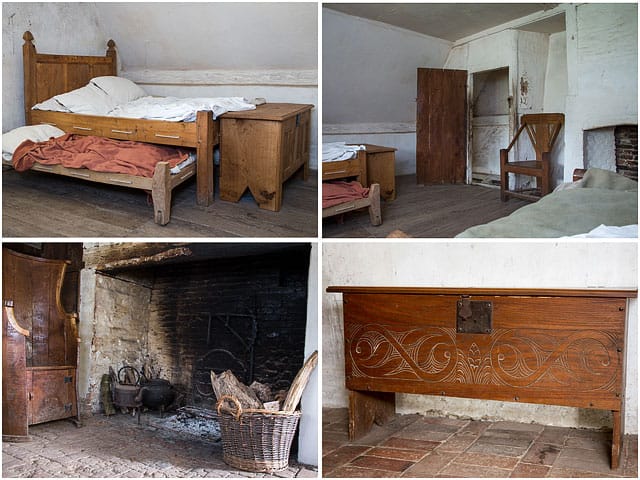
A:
584 124 638 180
88 243 311 415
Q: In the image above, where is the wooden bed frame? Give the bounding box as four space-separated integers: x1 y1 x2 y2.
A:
18 31 218 224
322 151 382 226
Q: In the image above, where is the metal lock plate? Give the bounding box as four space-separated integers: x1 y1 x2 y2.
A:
456 297 492 334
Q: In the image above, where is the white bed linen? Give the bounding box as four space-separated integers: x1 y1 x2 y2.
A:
567 224 638 238
322 142 366 162
108 96 256 121
32 78 257 121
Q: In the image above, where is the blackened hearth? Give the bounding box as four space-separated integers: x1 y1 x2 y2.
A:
97 244 311 412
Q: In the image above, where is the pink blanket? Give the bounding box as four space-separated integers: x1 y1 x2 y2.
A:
322 181 370 208
13 134 189 178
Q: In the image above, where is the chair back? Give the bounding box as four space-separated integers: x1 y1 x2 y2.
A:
520 113 564 160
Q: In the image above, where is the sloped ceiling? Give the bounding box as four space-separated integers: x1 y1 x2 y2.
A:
324 3 563 42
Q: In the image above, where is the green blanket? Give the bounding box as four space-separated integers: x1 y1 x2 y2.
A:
456 169 638 238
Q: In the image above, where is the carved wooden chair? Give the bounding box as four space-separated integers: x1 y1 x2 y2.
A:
500 113 564 201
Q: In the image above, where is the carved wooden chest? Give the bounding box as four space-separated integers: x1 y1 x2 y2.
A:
327 286 636 469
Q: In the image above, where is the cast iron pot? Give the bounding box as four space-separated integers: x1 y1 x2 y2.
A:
135 378 175 410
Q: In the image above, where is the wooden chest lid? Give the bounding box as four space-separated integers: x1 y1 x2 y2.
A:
220 102 313 121
326 286 637 298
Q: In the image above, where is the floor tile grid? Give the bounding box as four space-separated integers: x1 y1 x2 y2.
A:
321 409 638 478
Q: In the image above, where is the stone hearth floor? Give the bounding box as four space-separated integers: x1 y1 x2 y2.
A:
323 408 638 478
2 412 317 478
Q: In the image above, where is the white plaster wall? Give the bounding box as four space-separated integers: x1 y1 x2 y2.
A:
322 241 638 434
2 2 105 130
322 8 450 171
298 243 318 467
78 268 151 413
446 29 517 74
543 32 568 114
564 3 638 180
94 3 316 71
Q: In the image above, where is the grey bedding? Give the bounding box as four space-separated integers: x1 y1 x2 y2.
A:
456 169 638 238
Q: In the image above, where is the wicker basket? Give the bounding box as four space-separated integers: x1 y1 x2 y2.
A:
216 395 301 473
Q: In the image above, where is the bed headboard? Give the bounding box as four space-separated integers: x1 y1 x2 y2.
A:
22 31 117 124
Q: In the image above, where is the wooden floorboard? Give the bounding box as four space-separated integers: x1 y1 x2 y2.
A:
2 167 318 238
322 174 529 238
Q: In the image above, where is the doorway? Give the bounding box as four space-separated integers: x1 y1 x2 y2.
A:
470 68 511 187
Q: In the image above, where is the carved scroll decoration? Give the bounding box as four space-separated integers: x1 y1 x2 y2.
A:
346 323 620 391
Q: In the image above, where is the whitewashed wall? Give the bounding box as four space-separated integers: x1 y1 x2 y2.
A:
2 2 105 130
2 2 319 168
564 3 638 180
322 241 639 434
322 8 450 174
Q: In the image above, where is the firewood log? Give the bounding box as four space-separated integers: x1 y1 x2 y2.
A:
210 370 263 410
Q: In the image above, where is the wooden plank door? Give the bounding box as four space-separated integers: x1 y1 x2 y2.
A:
416 68 468 184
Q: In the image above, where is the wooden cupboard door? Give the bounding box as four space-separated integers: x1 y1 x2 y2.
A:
416 68 468 184
29 368 77 425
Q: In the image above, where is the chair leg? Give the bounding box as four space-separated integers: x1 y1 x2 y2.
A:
500 149 509 201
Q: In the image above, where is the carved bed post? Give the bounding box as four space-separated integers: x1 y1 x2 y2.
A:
22 31 36 125
105 39 117 75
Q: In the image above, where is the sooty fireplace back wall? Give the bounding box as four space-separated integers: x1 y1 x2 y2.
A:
140 245 311 409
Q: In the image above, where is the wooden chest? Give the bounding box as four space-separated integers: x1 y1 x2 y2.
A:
361 144 397 201
327 286 636 469
219 103 313 211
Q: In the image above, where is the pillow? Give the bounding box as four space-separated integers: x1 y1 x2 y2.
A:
2 124 66 155
90 76 147 104
31 97 71 113
52 83 117 115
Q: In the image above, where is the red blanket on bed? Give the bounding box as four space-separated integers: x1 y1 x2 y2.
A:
322 181 370 208
13 134 190 178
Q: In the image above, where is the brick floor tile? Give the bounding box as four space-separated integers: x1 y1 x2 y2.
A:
536 425 571 446
423 416 470 428
401 450 458 477
436 430 481 453
520 442 562 465
474 429 538 448
548 466 614 477
350 454 414 473
509 463 551 477
366 446 429 462
565 434 611 452
322 445 370 472
439 461 512 477
381 436 440 452
554 447 616 475
326 465 401 477
322 439 345 455
467 440 530 457
460 420 491 436
455 452 520 469
395 418 462 442
351 416 422 447
489 421 545 433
